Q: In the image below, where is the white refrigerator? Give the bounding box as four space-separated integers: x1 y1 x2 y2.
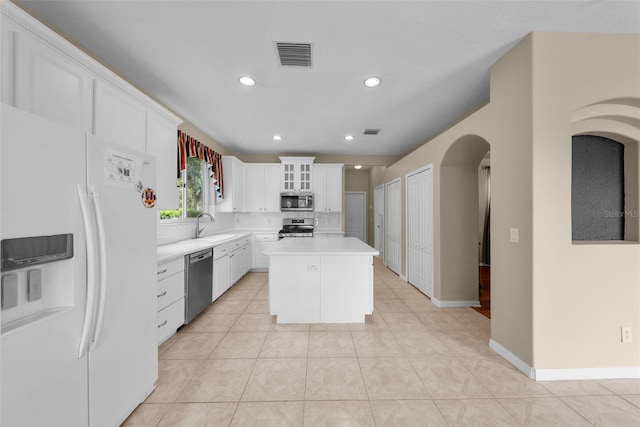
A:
1 106 158 426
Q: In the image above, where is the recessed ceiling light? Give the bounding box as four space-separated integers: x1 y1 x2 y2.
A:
238 76 256 87
273 135 282 141
363 76 381 88
345 135 354 141
354 165 362 170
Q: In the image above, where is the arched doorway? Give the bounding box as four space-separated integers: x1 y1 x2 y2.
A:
439 135 491 309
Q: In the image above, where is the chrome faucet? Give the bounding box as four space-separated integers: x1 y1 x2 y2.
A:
195 212 214 238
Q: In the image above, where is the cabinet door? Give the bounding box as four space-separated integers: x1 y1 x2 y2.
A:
229 251 238 285
325 166 343 212
94 80 146 151
15 31 93 131
2 18 17 106
282 162 296 191
298 162 312 191
313 166 328 211
213 256 230 301
146 111 178 210
263 165 282 212
243 244 252 274
245 166 265 212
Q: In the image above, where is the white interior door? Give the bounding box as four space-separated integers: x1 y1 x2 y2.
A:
406 166 434 297
345 192 366 242
385 180 401 275
374 184 384 257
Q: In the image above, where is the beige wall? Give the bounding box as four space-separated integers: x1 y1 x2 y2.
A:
369 33 640 372
530 33 640 369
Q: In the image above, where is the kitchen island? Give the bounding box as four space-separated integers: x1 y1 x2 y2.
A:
264 237 379 323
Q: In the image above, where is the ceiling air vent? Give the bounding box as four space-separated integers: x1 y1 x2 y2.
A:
363 129 381 135
276 42 312 67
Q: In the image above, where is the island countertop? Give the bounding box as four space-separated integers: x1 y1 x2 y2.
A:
263 236 379 256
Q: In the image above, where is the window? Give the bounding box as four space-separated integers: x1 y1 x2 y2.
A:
160 158 209 220
160 130 223 220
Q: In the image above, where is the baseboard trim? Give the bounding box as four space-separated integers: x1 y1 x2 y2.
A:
399 273 407 282
489 339 640 381
535 366 640 381
431 298 480 308
489 338 535 379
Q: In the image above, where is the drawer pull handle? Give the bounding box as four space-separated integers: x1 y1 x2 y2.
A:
157 291 167 298
157 320 168 328
157 269 167 275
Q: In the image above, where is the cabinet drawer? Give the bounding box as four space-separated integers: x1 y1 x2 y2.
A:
157 297 184 345
156 272 184 311
157 258 184 281
243 236 251 245
231 239 243 252
214 243 231 260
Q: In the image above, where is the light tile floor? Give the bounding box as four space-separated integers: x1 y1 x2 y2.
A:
123 258 640 426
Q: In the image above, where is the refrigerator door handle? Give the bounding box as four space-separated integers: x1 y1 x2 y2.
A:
90 186 109 350
77 185 98 359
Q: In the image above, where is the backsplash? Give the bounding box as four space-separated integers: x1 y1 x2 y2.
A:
156 213 235 245
234 211 341 231
157 211 342 245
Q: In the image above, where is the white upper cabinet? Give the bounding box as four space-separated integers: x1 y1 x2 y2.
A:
2 16 17 106
1 2 182 187
280 157 314 192
94 80 147 152
245 164 281 212
314 164 343 212
146 110 178 211
14 28 93 132
217 156 246 213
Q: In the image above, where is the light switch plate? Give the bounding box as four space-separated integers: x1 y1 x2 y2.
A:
27 269 42 302
1 274 19 309
510 228 520 243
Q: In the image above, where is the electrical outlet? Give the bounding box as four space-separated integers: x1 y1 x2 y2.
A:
307 264 318 272
621 327 632 343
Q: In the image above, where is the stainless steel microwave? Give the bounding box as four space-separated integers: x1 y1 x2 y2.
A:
280 192 314 212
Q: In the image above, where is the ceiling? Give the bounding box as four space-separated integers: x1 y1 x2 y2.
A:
18 1 640 158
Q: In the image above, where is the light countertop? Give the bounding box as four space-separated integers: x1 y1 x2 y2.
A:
157 232 252 263
264 236 379 256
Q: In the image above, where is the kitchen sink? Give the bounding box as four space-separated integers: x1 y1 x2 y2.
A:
176 234 237 244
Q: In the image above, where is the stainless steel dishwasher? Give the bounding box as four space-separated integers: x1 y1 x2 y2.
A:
185 249 213 323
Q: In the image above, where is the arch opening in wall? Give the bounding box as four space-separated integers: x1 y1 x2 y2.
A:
439 134 490 309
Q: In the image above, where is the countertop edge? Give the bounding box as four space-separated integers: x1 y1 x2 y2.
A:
157 231 253 264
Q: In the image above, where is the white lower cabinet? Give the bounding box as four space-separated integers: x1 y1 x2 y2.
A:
157 298 185 345
212 236 252 302
230 245 243 284
156 258 185 345
253 233 279 270
213 244 230 302
242 237 252 274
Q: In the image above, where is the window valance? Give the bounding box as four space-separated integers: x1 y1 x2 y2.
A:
177 130 224 200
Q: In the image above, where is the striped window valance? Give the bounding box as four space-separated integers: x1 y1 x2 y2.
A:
178 130 224 200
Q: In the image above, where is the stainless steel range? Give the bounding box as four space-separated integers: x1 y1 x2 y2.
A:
278 218 314 239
